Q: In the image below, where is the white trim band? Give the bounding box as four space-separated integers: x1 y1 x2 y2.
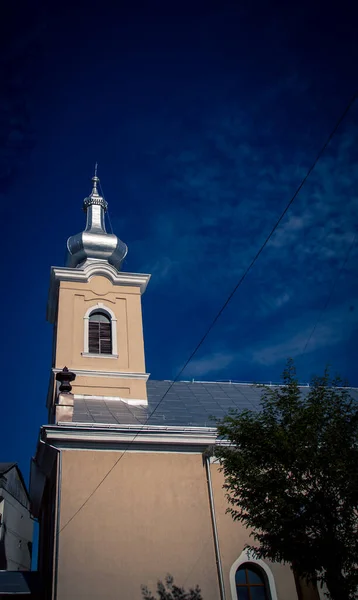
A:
81 353 119 359
52 368 150 381
47 261 151 323
42 424 218 448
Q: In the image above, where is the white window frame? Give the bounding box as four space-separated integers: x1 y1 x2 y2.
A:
230 549 278 600
82 303 118 358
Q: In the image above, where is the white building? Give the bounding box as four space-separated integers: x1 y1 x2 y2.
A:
0 463 33 571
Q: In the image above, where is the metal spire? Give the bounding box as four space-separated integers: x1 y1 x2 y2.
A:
83 164 107 212
91 162 100 195
66 167 128 271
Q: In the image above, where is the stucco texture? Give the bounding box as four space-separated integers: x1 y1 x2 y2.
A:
58 451 220 600
55 276 147 400
57 450 298 600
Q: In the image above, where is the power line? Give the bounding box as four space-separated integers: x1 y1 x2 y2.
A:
60 93 357 534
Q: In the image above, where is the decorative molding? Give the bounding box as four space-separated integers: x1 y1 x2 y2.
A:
41 424 218 450
52 368 150 381
83 304 117 320
81 353 119 359
47 261 151 323
229 550 278 600
83 302 118 356
74 394 148 406
84 296 116 304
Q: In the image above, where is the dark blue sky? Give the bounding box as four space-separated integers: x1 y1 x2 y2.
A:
1 0 358 479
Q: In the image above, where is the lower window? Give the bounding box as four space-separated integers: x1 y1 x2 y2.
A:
235 563 269 600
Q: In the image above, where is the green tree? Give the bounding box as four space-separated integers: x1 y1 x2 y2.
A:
141 575 202 600
215 360 358 600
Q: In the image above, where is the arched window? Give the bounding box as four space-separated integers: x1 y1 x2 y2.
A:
83 303 118 358
88 311 112 354
230 552 277 600
235 563 269 599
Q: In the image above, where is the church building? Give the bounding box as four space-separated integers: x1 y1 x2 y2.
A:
30 172 322 600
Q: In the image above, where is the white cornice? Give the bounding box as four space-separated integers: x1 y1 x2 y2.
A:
47 261 151 323
41 423 218 449
52 368 150 381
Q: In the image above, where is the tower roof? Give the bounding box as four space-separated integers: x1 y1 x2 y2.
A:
66 168 128 271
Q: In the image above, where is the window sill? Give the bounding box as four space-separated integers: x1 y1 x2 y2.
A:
82 353 119 359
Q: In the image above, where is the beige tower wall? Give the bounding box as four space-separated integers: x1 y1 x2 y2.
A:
57 450 298 600
54 275 147 400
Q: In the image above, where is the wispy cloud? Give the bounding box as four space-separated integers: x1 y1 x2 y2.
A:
250 307 357 366
181 352 237 377
179 301 358 381
124 93 358 384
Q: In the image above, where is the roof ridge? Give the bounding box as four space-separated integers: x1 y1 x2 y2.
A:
150 379 358 390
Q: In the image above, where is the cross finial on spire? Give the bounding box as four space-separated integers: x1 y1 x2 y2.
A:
91 162 99 194
84 164 107 212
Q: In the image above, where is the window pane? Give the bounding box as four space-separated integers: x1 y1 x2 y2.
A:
99 323 111 336
88 322 100 353
100 339 112 354
99 323 112 354
89 311 110 323
250 587 267 600
247 567 265 585
88 312 112 354
235 568 247 584
236 588 249 600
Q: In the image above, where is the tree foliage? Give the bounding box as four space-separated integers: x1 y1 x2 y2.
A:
215 360 358 600
141 575 202 600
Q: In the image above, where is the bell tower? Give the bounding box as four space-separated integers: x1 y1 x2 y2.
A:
46 169 150 422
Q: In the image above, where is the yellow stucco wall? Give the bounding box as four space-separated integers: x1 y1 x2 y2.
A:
57 450 298 600
54 276 147 400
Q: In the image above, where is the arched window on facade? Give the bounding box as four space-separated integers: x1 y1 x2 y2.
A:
88 311 112 355
234 562 272 600
231 551 279 600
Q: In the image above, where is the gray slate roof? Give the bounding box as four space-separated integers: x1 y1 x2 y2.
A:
0 571 42 596
72 380 358 428
0 462 16 475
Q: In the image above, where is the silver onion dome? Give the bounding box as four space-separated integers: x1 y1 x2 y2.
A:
66 170 128 271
